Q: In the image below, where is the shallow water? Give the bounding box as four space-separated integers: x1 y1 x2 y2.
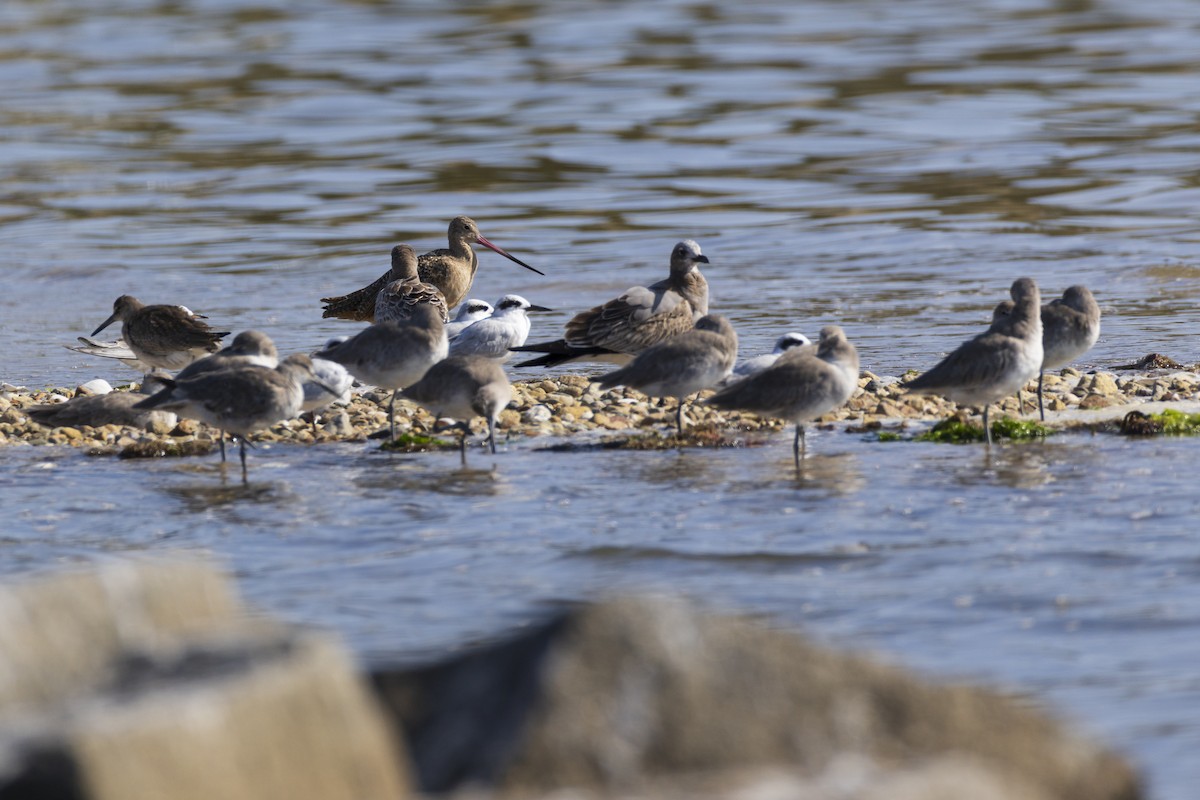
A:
3 0 1200 797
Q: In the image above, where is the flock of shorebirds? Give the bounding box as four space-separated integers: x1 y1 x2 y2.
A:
47 214 1102 478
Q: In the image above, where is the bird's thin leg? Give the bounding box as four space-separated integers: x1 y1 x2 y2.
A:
793 423 807 469
487 416 497 455
218 430 226 462
983 405 992 446
1037 370 1046 422
388 392 397 440
676 399 685 436
239 438 248 483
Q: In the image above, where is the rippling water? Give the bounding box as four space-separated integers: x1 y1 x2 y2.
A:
3 1 1200 797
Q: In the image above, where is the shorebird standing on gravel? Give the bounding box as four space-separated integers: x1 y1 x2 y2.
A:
450 294 551 360
401 355 513 462
91 295 229 371
596 314 738 435
313 303 448 440
905 277 1044 445
513 240 711 368
321 216 544 320
444 299 495 339
373 245 450 325
135 354 332 480
706 325 860 467
993 284 1100 421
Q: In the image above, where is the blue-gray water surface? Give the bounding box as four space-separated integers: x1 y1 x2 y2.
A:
2 1 1200 797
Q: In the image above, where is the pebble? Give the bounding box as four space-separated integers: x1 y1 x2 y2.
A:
76 379 113 396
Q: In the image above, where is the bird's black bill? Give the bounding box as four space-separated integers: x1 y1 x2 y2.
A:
476 235 546 276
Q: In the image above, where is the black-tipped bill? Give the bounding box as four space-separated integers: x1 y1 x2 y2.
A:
91 313 119 337
527 304 553 312
476 234 545 276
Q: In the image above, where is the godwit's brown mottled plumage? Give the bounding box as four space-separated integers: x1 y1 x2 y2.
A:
905 277 1044 445
373 245 450 324
707 325 859 466
513 240 710 368
401 354 512 460
597 314 738 434
320 216 543 321
92 295 229 371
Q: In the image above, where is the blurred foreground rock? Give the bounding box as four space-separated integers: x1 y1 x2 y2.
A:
373 596 1141 800
0 560 409 800
0 564 1141 800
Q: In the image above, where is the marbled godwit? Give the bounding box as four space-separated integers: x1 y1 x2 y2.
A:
444 299 495 339
596 314 738 434
313 303 448 440
28 373 176 431
320 216 543 321
730 332 813 380
91 295 229 371
135 354 330 479
373 245 450 324
449 294 551 360
993 284 1100 421
905 277 1044 445
706 325 859 467
400 354 512 461
513 240 710 368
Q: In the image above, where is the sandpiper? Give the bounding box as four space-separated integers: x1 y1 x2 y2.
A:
313 303 448 440
514 240 710 368
28 373 176 431
135 354 330 478
993 284 1100 421
91 295 229 371
449 294 551 360
320 216 543 320
400 354 513 461
596 314 738 434
706 325 860 467
729 332 813 380
444 299 495 339
373 245 450 325
905 277 1044 445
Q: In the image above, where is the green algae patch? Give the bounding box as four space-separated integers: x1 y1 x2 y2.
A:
916 418 986 444
379 432 455 453
990 418 1050 441
1120 408 1200 436
875 431 904 442
118 440 214 459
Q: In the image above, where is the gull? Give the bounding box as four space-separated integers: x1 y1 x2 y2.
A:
400 355 512 462
596 314 738 434
321 216 543 320
313 303 448 440
513 240 710 368
91 295 229 371
905 277 1044 445
450 294 551 360
706 326 860 467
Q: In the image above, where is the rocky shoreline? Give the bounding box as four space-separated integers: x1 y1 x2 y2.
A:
1 362 1199 454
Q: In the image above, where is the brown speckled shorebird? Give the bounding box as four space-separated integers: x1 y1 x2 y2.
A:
92 295 230 371
373 245 450 325
401 354 512 462
135 354 331 480
993 284 1100 421
513 240 710 368
597 314 738 434
707 325 860 467
905 277 1044 445
314 303 449 440
321 216 544 321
